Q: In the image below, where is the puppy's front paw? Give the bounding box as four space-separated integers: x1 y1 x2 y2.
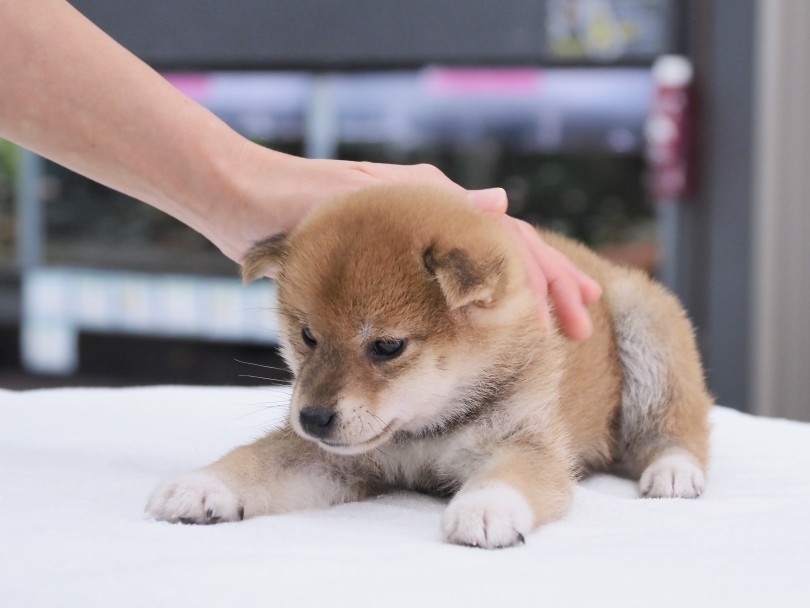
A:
146 471 244 524
640 449 705 498
441 483 533 549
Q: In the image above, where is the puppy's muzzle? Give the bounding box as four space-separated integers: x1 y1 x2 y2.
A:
299 406 338 439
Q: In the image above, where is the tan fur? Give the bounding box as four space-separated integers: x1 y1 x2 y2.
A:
147 184 712 548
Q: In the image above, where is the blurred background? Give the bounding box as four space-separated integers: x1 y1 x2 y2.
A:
1 0 808 421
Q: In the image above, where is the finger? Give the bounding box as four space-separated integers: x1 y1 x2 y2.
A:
547 272 593 341
543 243 603 306
579 272 603 305
466 188 508 215
513 219 594 340
370 162 455 187
498 216 551 329
354 162 509 217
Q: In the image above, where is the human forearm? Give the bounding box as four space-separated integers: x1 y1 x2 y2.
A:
0 0 256 243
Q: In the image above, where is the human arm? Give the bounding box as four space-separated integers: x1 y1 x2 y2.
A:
0 0 599 338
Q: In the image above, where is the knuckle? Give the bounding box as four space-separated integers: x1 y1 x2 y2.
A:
414 163 444 177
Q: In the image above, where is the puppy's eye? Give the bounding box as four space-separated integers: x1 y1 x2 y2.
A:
301 327 317 347
370 338 406 360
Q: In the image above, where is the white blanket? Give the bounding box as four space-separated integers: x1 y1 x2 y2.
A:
1 386 808 607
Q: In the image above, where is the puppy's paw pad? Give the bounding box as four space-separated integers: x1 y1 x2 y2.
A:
640 451 705 498
441 484 533 549
145 471 244 524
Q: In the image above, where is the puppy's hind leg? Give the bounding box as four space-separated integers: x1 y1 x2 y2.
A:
610 277 712 499
638 446 706 498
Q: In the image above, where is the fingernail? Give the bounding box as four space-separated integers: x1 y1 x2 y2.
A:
467 188 507 213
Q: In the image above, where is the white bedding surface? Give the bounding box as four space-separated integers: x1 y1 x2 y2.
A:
1 386 808 607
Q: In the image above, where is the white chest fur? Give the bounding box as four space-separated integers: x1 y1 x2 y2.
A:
368 428 485 493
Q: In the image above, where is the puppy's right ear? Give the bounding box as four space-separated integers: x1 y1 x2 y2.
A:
241 234 289 284
423 245 504 310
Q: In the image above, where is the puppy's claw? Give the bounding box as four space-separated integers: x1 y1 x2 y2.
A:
146 472 243 524
441 483 533 549
640 450 705 499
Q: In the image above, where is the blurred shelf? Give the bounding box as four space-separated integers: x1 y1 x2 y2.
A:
72 0 682 70
0 325 290 389
45 244 237 277
20 267 280 374
0 276 21 324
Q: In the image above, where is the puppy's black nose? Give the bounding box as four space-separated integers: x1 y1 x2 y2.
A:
299 406 337 438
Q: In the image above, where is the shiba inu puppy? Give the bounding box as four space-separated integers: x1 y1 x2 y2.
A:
146 184 711 548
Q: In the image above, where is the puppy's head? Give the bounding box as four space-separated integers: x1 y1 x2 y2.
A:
243 184 537 454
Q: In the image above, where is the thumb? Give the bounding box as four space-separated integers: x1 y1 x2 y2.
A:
466 187 508 215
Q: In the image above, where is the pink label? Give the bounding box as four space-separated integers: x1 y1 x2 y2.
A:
426 68 542 95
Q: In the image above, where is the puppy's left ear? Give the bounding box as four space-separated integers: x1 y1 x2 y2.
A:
424 245 504 310
241 234 289 283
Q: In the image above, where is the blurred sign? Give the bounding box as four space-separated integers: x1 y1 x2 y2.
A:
546 0 675 62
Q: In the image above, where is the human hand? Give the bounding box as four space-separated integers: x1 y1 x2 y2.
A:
213 147 600 340
496 215 602 341
457 188 602 340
